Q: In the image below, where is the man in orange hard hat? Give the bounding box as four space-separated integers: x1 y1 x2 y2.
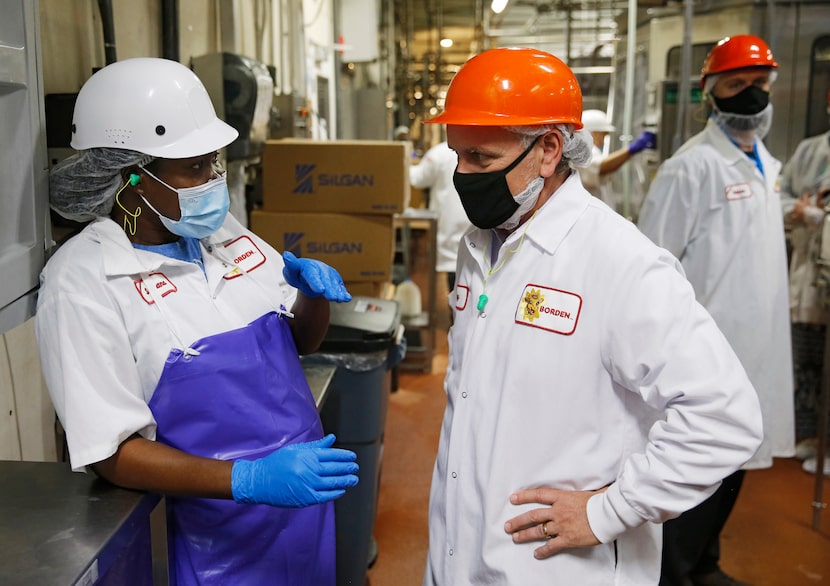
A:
420 46 763 586
639 35 794 586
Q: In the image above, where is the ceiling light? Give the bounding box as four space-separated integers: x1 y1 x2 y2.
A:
440 38 453 48
491 0 509 14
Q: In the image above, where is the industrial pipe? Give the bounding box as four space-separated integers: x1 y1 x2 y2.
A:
96 0 117 65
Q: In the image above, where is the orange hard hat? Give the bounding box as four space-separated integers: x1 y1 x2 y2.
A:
700 35 779 84
425 47 583 128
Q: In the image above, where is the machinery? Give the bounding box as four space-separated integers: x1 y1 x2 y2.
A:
192 52 275 226
0 0 49 333
192 52 274 162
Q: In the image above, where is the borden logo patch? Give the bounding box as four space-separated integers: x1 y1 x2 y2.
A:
514 284 581 335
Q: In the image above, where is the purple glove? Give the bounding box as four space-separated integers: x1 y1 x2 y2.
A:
628 131 657 155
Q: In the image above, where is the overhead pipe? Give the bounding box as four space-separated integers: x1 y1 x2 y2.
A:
673 0 693 153
565 9 572 63
766 0 777 54
96 0 117 64
473 0 484 56
488 21 621 36
437 0 444 87
620 0 636 220
161 0 180 62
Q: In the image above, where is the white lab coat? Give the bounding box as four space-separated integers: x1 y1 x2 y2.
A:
35 215 296 471
780 131 830 324
409 142 473 272
425 172 763 586
638 119 795 469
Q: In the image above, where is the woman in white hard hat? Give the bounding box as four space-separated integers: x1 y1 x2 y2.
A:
37 57 358 586
578 109 655 213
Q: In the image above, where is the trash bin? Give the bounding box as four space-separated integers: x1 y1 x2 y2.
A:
302 296 405 586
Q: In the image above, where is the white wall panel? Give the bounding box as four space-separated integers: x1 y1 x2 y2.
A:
5 319 57 462
339 0 379 62
0 335 21 460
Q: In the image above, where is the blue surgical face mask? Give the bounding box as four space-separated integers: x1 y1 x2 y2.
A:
139 166 230 239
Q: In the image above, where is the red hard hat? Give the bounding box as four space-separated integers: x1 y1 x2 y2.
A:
425 47 583 128
700 35 779 85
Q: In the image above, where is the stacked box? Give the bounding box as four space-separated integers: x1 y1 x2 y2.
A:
254 139 409 286
251 211 395 283
261 139 410 214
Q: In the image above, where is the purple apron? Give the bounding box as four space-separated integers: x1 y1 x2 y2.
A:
147 311 335 586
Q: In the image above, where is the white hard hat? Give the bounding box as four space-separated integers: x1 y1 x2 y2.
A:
394 125 410 139
71 58 238 158
581 109 616 133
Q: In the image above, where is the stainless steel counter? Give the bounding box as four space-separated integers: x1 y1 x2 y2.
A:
304 363 337 409
0 364 337 585
0 461 163 585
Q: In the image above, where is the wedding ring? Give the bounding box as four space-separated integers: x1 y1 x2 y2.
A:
541 522 549 538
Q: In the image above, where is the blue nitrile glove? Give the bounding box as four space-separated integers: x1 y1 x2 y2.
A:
231 434 359 508
628 130 657 155
282 251 352 302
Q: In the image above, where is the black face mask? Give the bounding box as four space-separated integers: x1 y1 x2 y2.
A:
712 85 769 116
453 137 539 229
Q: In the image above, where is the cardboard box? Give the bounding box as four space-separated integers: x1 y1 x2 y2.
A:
251 210 395 282
261 139 410 215
343 281 395 300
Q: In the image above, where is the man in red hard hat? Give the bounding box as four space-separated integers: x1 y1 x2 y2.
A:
639 35 794 586
421 46 763 586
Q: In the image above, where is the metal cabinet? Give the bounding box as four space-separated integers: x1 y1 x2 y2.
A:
0 0 49 334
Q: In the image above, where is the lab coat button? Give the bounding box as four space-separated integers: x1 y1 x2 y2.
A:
480 312 487 318
461 392 467 398
452 472 457 478
449 548 454 556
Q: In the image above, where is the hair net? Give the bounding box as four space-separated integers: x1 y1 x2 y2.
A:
50 148 154 222
712 104 773 147
506 123 593 168
393 125 410 139
565 127 595 168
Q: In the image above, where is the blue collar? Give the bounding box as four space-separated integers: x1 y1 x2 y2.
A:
133 237 205 276
726 133 764 178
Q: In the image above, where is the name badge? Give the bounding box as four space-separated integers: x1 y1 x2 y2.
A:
514 284 581 335
223 235 266 279
134 272 177 304
725 182 753 201
455 285 470 310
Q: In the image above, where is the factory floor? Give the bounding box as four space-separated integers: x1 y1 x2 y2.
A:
366 234 830 586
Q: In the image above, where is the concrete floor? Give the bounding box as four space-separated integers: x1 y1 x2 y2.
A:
366 234 830 585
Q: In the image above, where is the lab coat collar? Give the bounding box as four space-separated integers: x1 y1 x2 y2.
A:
464 171 589 258
98 216 240 277
701 119 760 168
704 118 781 186
521 171 590 256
